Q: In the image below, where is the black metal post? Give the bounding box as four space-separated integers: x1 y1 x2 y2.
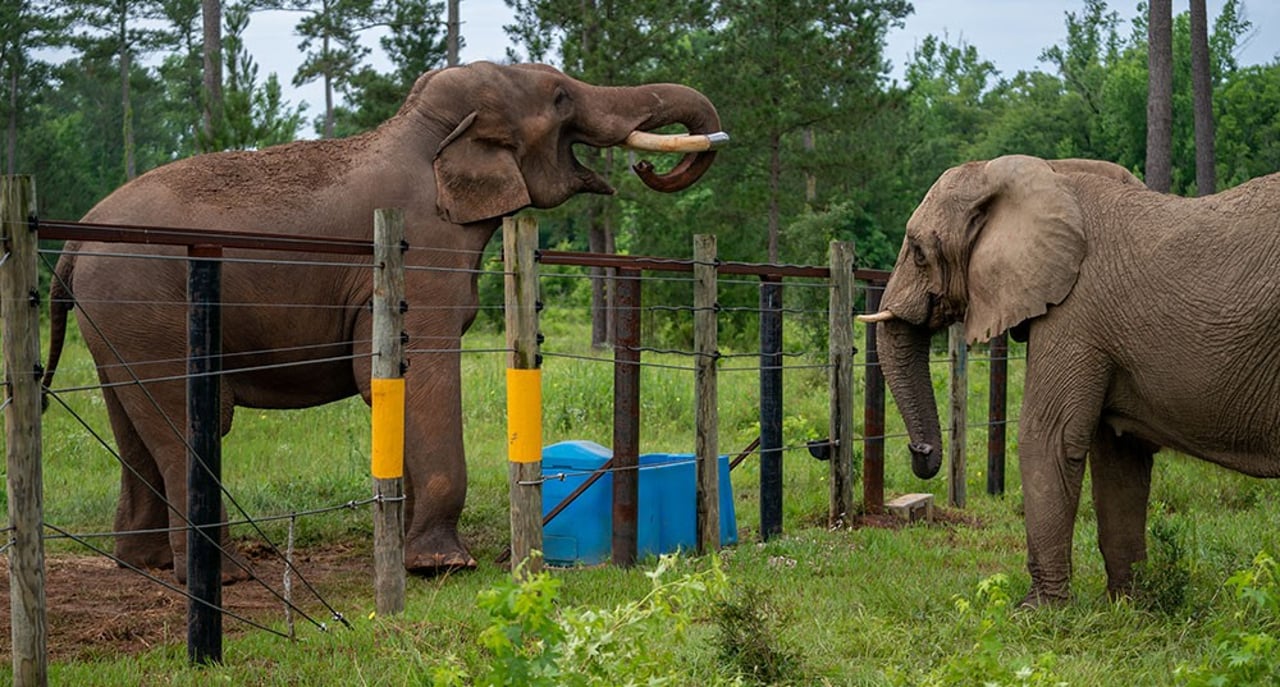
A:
759 278 783 539
987 332 1008 496
612 268 640 566
187 244 222 665
863 281 885 513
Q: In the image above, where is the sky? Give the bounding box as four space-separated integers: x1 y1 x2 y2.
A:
243 0 1280 137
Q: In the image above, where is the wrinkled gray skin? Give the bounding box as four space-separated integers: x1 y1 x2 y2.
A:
872 155 1280 606
43 62 721 582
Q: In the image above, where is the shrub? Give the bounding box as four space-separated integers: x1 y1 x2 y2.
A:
1135 514 1192 614
431 554 739 687
713 582 805 684
1177 551 1280 685
889 574 1067 687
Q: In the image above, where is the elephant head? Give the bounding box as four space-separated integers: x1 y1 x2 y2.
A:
859 155 1141 479
402 62 724 225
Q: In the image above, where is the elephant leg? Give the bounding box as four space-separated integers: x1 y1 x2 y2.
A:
401 350 476 573
112 380 248 585
353 309 475 575
104 385 174 570
1089 427 1155 600
1018 343 1110 607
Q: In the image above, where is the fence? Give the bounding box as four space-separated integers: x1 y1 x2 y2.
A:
505 218 1020 566
2 179 1020 680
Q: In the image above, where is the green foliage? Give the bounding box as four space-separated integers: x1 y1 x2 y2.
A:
1178 551 1280 686
713 581 804 684
212 2 306 150
1135 513 1192 614
431 555 737 687
891 574 1068 687
332 0 449 137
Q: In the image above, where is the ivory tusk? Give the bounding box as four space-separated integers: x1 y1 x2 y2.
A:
624 130 730 153
855 310 896 324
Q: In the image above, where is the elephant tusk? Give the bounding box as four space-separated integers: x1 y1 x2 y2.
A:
624 130 730 153
856 310 896 324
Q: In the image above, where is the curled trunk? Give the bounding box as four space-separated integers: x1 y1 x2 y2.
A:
582 82 722 192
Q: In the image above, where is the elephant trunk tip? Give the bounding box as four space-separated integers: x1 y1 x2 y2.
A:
909 442 942 479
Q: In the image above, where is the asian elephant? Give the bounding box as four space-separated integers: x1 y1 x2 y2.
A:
42 62 722 581
859 154 1280 606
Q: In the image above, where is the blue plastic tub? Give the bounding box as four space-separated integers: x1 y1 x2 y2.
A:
541 440 738 566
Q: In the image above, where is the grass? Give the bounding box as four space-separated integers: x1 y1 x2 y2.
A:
6 314 1280 685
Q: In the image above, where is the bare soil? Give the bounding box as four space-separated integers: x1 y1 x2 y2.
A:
0 542 368 662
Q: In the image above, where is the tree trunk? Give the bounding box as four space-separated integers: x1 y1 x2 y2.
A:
803 127 815 204
201 0 223 151
122 45 136 180
1190 0 1216 196
767 130 780 262
1145 0 1172 193
322 31 334 138
446 0 459 66
6 64 17 175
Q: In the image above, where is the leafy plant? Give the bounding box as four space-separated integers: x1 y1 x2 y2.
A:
890 574 1068 687
1178 551 1280 686
1135 514 1192 614
432 554 737 687
713 581 804 684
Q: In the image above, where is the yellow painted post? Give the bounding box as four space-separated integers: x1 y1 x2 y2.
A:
372 208 406 615
504 216 542 575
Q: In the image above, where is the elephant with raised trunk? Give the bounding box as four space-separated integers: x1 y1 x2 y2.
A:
43 62 723 581
861 155 1280 606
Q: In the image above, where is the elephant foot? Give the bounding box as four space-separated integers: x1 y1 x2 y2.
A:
1018 588 1070 609
115 532 176 571
406 530 477 576
406 550 478 576
1106 582 1137 603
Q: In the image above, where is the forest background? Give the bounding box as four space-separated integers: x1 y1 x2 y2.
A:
4 0 1279 344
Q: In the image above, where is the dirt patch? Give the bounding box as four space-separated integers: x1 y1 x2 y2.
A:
0 543 369 662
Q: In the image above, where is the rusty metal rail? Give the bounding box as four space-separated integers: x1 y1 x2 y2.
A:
36 219 374 255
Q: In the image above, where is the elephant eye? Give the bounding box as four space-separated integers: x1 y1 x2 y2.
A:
910 240 927 267
553 87 573 116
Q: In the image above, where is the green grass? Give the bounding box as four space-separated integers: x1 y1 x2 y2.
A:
6 315 1280 685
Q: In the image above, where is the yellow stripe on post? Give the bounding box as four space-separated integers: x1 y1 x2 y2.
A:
371 377 406 479
506 368 542 463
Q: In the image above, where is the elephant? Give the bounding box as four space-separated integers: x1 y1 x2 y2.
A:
41 61 722 581
859 154 1280 606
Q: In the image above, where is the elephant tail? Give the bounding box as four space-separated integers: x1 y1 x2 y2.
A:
42 247 77 412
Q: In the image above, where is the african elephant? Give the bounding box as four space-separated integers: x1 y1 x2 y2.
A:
42 61 722 581
859 154 1280 606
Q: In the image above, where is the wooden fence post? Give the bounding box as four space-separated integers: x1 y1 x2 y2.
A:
371 208 406 615
693 234 720 555
504 216 542 574
948 322 968 508
828 241 855 527
612 268 641 566
987 332 1008 496
187 242 223 665
3 175 48 686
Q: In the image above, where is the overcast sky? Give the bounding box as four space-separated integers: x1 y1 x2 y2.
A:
243 0 1280 138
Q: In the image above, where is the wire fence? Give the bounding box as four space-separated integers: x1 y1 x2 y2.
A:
8 215 1024 665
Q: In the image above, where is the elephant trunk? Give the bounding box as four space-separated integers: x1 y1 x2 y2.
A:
876 318 944 479
581 82 723 192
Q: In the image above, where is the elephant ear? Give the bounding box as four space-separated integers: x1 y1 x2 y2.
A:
964 155 1086 345
434 112 532 224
